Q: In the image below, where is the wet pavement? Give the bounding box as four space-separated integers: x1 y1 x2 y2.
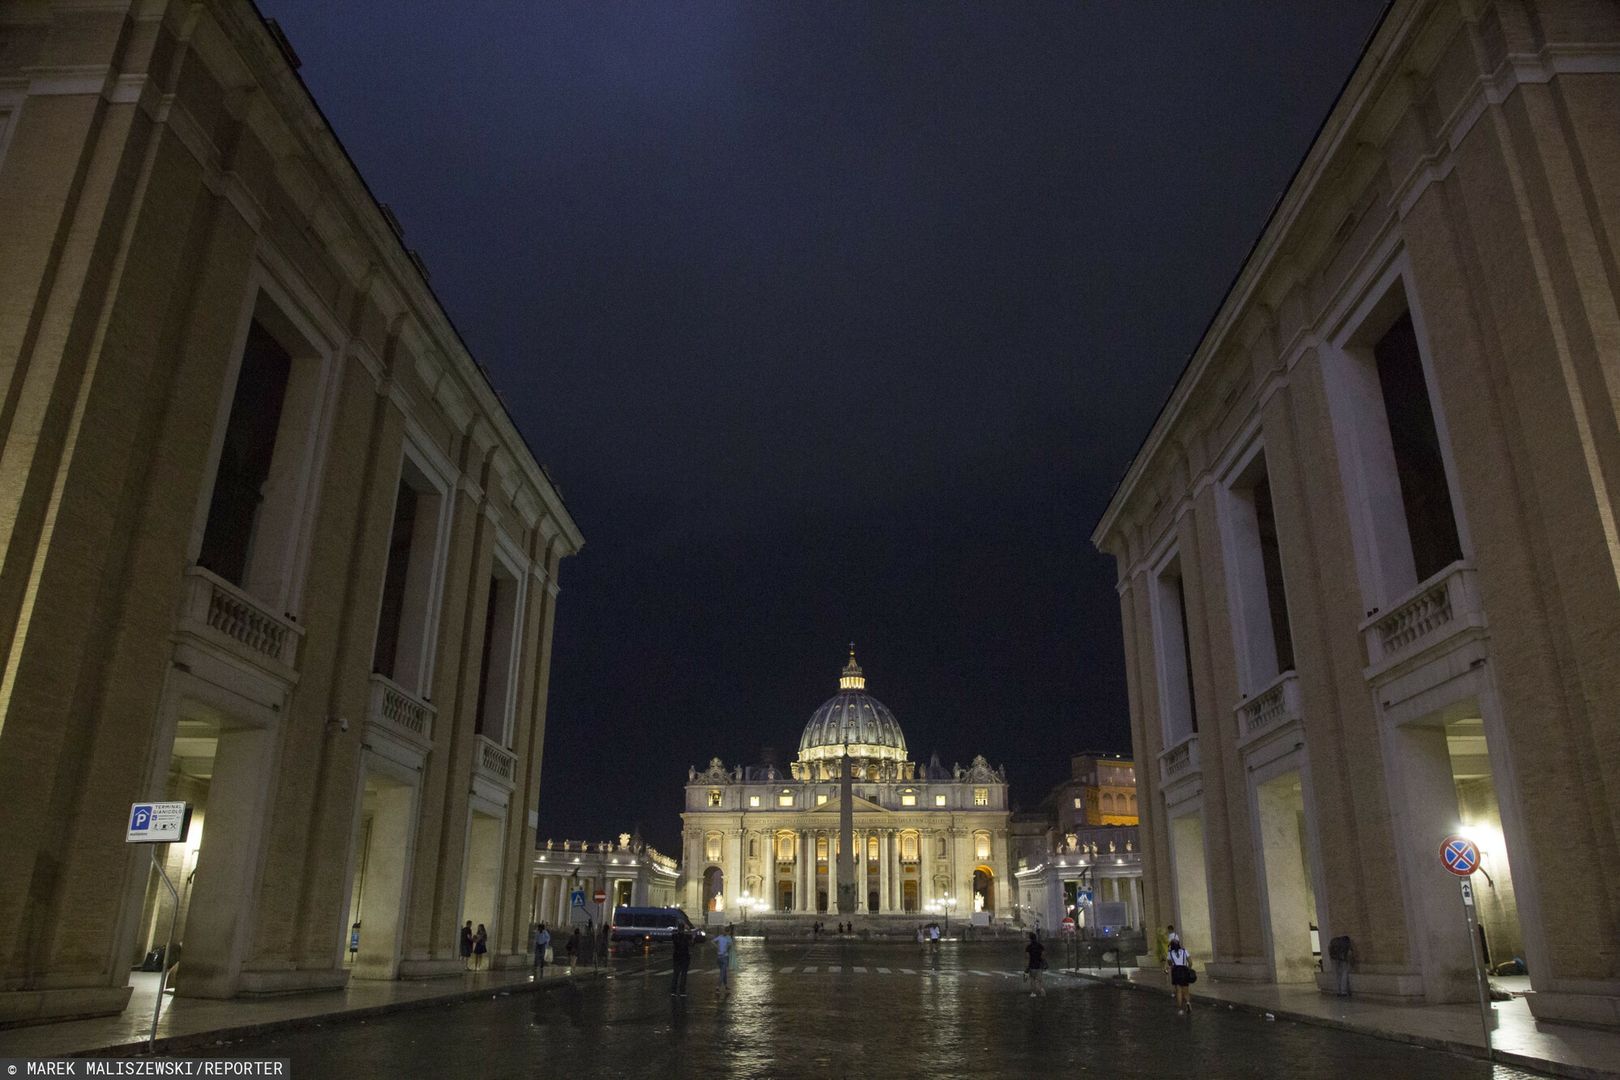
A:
228 939 1541 1079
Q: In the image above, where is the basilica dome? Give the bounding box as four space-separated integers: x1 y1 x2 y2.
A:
797 647 908 763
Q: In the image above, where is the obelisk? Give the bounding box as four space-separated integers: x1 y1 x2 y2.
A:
837 747 857 914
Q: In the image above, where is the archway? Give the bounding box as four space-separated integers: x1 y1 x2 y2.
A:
973 865 996 914
701 865 724 913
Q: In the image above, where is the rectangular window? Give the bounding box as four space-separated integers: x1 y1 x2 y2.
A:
1153 554 1199 742
1222 450 1296 690
1073 797 1082 809
198 320 292 588
901 792 917 807
748 795 761 807
934 794 947 807
1375 311 1462 582
973 788 988 806
474 557 523 742
707 789 723 807
777 793 794 807
816 794 828 806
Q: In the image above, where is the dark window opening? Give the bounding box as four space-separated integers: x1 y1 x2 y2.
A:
1252 469 1296 674
372 482 419 678
197 321 292 586
1374 311 1462 582
473 575 500 735
1175 579 1199 734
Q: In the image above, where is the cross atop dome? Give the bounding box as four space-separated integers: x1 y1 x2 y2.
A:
839 643 865 690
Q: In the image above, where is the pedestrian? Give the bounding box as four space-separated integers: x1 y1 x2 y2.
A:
929 924 941 950
1167 938 1196 1014
566 928 580 973
533 922 551 979
916 925 925 947
473 923 488 970
460 921 474 970
713 924 734 997
1026 932 1047 997
600 919 611 960
1328 935 1352 997
581 923 597 968
670 925 692 996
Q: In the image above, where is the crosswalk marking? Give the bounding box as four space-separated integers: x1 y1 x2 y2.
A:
853 966 866 973
971 970 994 977
877 967 890 974
828 965 841 973
779 965 795 973
802 966 816 973
900 968 915 974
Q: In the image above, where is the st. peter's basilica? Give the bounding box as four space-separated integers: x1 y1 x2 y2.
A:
680 648 1012 924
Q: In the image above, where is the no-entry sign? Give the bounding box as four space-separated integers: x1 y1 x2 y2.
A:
1440 835 1481 876
593 889 607 904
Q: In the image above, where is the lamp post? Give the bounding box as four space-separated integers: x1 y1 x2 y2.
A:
941 893 957 937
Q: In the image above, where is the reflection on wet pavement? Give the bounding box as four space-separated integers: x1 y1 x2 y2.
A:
238 940 1535 1079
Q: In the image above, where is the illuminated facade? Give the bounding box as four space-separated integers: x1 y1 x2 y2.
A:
0 1 580 1025
1010 754 1144 934
531 834 680 931
1092 0 1620 1026
680 650 1013 923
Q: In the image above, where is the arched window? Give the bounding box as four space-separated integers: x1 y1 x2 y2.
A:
707 789 722 807
748 837 758 858
901 831 918 861
817 836 829 862
705 833 722 862
974 831 991 860
867 835 879 860
777 833 795 860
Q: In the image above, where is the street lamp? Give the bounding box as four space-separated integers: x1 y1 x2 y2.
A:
940 893 957 937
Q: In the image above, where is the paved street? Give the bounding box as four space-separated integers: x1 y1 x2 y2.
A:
229 940 1531 1078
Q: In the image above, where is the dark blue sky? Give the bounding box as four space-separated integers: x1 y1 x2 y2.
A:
263 1 1386 851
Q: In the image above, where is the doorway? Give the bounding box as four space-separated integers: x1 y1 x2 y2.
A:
462 808 506 953
1254 771 1319 982
346 762 419 980
1169 811 1213 956
702 866 725 912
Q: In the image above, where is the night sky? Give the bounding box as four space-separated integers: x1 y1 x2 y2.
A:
262 1 1386 853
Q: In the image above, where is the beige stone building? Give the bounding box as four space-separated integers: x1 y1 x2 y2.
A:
531 834 680 933
1092 0 1620 1027
680 650 1013 926
0 0 581 1025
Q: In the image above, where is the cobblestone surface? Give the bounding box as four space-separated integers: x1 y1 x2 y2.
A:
231 941 1535 1078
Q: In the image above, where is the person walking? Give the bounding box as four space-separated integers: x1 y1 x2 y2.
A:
1167 939 1196 1014
533 923 551 979
460 921 474 970
670 925 692 997
1026 932 1047 997
566 928 580 973
713 924 734 998
472 924 488 970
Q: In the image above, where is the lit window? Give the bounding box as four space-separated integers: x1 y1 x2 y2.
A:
901 791 916 807
934 794 947 807
705 834 722 861
817 794 828 806
901 832 918 861
817 836 828 861
974 788 989 806
778 833 795 859
1073 797 1082 809
974 831 991 860
777 793 794 807
867 835 878 860
749 795 761 807
708 789 722 807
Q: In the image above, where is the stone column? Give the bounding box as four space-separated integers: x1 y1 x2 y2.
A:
919 830 932 911
879 831 891 914
799 831 812 912
764 829 777 912
826 830 838 914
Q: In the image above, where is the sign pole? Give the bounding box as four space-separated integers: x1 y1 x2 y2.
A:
149 848 180 1053
1459 878 1493 1060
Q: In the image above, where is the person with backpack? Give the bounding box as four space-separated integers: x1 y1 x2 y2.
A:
1329 935 1352 997
1025 932 1047 997
1166 939 1195 1014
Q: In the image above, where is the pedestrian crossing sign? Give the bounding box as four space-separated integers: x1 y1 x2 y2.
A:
570 889 586 908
